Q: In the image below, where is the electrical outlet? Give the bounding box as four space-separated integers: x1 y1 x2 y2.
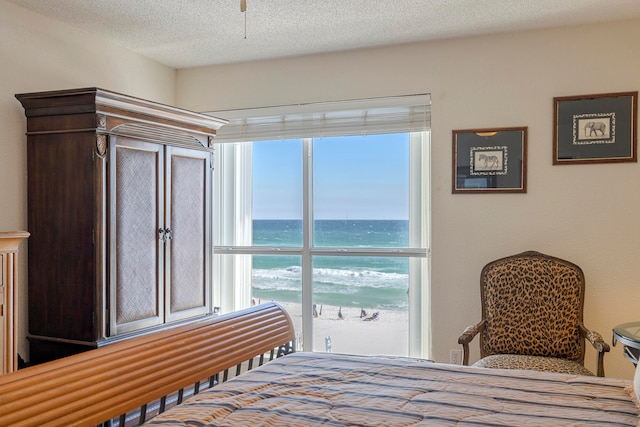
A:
450 349 462 365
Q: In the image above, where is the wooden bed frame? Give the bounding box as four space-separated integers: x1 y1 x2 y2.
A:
0 302 295 427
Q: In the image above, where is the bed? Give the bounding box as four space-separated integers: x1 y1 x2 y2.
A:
0 302 637 426
145 352 639 426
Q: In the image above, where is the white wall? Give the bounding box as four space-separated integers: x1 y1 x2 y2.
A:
177 19 640 379
0 0 176 359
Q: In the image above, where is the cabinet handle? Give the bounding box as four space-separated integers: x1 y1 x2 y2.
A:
158 228 172 242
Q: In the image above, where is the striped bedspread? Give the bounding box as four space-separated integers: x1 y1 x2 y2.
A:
146 352 639 426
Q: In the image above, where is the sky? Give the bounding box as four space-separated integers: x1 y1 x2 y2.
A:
252 133 410 220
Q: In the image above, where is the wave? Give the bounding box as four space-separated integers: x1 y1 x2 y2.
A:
252 266 408 310
253 266 407 289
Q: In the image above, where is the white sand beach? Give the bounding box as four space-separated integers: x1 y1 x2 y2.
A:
277 301 409 356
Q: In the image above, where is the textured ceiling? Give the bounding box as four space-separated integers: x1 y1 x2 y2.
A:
7 0 640 69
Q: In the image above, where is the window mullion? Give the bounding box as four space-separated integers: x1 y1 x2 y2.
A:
213 246 303 255
409 132 425 358
301 138 313 352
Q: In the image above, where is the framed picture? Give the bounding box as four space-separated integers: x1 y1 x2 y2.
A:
553 91 637 164
452 127 527 193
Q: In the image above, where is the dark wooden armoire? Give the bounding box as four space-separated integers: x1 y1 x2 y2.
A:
16 88 227 364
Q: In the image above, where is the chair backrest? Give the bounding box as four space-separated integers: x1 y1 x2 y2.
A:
479 251 585 363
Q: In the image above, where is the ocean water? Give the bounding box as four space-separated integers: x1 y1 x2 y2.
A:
251 220 409 311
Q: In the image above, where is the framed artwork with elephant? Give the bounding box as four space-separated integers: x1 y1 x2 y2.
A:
553 91 637 164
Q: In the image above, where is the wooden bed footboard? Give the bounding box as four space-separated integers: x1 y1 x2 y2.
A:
0 302 296 427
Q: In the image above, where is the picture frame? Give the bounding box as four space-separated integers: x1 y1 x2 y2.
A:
452 127 527 194
553 91 637 164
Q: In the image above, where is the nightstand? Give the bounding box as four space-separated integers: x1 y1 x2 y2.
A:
612 321 640 366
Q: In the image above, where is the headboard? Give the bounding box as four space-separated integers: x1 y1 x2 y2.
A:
0 302 295 426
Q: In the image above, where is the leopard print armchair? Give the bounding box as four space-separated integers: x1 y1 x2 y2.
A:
458 251 610 376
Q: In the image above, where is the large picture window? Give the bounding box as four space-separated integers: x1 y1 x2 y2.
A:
210 95 431 359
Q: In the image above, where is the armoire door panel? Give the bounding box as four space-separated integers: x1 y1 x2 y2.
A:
111 138 164 334
166 148 211 321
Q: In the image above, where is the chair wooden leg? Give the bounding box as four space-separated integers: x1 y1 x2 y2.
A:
596 352 605 377
461 342 470 366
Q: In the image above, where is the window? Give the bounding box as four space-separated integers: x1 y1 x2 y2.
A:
210 95 431 359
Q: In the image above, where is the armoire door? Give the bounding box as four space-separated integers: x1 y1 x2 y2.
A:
110 137 165 335
165 147 212 322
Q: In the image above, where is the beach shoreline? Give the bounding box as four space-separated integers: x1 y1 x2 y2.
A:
276 301 409 356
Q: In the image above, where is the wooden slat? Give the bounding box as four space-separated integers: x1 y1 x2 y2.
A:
0 302 295 427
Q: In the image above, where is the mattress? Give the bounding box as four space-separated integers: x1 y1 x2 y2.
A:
145 352 639 426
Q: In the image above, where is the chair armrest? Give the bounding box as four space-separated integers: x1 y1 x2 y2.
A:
458 320 485 366
579 324 610 377
580 325 610 353
458 321 484 344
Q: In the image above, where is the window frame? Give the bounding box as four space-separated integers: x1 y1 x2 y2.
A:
213 131 430 358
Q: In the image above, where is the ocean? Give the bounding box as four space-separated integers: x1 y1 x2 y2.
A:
251 219 409 311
